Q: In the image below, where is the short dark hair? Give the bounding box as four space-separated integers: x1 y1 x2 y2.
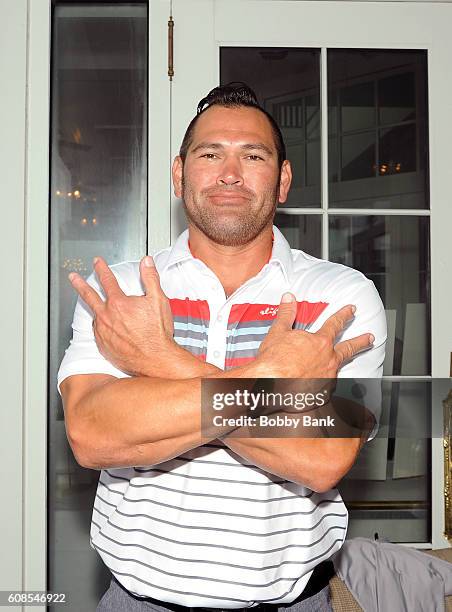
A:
179 82 286 168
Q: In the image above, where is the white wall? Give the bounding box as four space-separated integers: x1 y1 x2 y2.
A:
0 0 28 596
0 0 50 607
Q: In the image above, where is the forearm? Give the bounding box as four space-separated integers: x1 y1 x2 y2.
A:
65 362 262 470
127 343 222 379
222 398 374 492
222 435 362 493
68 376 203 469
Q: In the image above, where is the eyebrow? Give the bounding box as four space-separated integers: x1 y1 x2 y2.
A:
190 142 274 156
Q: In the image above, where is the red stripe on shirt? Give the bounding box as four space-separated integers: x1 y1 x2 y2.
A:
228 301 329 325
169 298 210 320
224 356 256 368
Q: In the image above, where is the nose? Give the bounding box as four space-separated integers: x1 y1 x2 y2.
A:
216 156 243 186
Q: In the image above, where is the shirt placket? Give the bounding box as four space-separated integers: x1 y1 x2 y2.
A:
204 275 231 369
204 263 283 370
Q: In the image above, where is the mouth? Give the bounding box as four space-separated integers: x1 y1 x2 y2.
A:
209 195 248 203
206 191 252 205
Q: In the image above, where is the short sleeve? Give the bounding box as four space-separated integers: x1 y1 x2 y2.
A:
335 279 387 378
335 279 387 440
57 271 131 394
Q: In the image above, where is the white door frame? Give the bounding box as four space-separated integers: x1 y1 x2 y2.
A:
0 0 51 604
0 0 31 601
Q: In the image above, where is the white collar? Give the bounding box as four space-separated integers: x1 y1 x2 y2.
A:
162 225 294 283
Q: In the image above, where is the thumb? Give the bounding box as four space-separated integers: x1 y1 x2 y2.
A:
271 292 297 331
140 255 162 296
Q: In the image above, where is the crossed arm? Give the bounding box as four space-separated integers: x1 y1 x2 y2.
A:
60 256 377 492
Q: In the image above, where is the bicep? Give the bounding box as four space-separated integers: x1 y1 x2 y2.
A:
336 280 387 377
317 279 386 440
337 281 386 440
60 372 116 411
60 373 116 435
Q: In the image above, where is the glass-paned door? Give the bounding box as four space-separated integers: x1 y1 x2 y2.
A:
48 5 148 610
220 46 431 543
172 0 452 547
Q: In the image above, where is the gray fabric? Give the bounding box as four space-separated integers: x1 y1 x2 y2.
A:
332 537 452 612
96 577 333 612
283 586 332 612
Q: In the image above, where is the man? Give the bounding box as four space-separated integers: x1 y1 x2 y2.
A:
58 83 386 612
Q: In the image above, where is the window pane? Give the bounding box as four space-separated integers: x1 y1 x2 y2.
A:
379 72 416 125
221 47 321 207
48 5 148 610
340 381 431 543
341 81 375 132
328 50 429 209
329 215 430 375
329 137 339 183
328 89 339 136
275 213 322 258
306 140 320 186
379 124 416 175
306 94 320 140
341 131 376 181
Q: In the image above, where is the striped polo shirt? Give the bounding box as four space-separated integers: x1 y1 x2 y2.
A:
57 226 386 608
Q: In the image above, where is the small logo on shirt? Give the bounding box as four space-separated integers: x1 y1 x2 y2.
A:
259 306 279 317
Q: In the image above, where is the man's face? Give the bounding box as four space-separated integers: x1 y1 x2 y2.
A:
172 106 292 247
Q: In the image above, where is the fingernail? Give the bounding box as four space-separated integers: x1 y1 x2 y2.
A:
68 272 77 283
93 257 99 265
144 255 154 267
351 305 356 314
281 292 295 303
369 334 375 344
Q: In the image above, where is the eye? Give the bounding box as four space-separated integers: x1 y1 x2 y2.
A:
246 154 264 161
201 153 218 160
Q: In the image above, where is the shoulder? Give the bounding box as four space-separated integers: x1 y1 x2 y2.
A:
288 248 386 339
290 248 372 297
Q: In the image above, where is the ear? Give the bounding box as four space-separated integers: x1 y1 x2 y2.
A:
278 160 292 204
172 156 183 198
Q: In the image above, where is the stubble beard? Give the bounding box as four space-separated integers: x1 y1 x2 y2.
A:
181 176 280 247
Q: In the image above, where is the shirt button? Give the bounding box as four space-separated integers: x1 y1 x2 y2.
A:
213 350 221 358
217 314 223 322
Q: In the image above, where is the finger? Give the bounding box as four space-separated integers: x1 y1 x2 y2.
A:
269 292 297 332
68 273 104 313
334 333 375 364
139 255 163 297
317 304 356 343
92 256 124 299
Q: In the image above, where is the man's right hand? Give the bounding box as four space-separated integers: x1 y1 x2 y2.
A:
69 256 219 379
254 292 374 379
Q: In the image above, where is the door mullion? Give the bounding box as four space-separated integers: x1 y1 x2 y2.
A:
320 47 329 261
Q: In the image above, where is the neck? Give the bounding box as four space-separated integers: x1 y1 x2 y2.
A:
188 224 274 297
